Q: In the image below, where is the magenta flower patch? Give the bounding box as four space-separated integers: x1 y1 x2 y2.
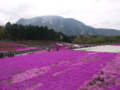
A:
16 47 40 51
112 44 120 46
0 42 28 47
0 50 118 90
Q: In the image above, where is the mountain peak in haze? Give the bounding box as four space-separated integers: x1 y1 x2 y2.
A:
16 15 120 36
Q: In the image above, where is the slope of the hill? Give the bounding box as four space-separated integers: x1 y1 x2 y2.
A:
16 15 120 36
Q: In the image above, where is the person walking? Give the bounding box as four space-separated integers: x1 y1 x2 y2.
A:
56 47 59 51
8 52 10 57
48 47 51 51
9 51 13 57
0 53 2 59
13 51 15 56
1 53 4 58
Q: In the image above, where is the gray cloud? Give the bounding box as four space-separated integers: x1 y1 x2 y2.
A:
0 0 120 30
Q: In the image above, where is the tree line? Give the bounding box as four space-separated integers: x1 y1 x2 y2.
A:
1 22 120 44
72 35 120 44
2 22 71 42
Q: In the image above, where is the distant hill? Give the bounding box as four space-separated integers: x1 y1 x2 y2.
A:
16 15 120 36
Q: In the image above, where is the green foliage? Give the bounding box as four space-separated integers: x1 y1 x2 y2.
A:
72 35 81 44
4 22 71 43
115 36 120 42
72 35 120 44
57 32 71 43
94 37 105 44
0 26 4 39
4 21 120 44
0 26 11 40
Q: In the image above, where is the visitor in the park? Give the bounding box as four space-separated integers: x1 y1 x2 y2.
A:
32 52 34 54
8 51 14 57
8 52 10 57
11 51 15 57
69 47 72 49
0 53 1 58
9 52 11 57
10 52 13 57
1 53 4 58
48 47 51 51
56 47 59 51
13 51 15 57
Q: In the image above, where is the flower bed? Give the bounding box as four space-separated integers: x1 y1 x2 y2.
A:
112 44 120 46
0 42 30 51
16 47 40 51
0 42 11 47
7 43 28 46
0 47 40 52
0 47 17 51
79 53 120 90
0 50 118 90
53 43 71 47
0 42 28 47
75 45 120 53
25 50 47 55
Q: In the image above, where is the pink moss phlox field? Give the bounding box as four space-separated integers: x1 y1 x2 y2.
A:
53 43 70 47
54 43 63 47
62 43 71 46
52 43 70 51
25 50 47 55
0 48 17 51
0 49 118 90
16 47 40 51
78 53 120 90
112 44 120 46
0 42 28 47
7 43 28 46
51 47 68 51
107 53 120 90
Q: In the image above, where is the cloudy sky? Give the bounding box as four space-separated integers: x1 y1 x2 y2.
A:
0 0 120 30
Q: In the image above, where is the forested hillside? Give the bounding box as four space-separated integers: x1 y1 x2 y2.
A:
1 22 120 44
72 35 120 44
16 15 120 36
4 22 71 42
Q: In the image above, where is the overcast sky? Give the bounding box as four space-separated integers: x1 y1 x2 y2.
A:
0 0 120 30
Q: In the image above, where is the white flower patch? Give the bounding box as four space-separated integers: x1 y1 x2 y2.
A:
74 45 120 53
11 66 50 84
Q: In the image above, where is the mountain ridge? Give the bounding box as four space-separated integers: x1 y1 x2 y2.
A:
16 15 120 36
